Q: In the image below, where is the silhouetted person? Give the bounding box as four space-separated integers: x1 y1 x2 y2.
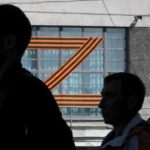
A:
147 117 150 124
0 4 76 149
99 72 150 150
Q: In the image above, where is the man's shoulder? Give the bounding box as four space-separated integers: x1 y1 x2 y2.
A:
127 120 150 150
21 69 46 86
129 120 150 135
17 68 51 95
19 69 58 106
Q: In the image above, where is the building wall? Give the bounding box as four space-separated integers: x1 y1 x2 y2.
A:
0 0 150 27
128 27 150 119
1 1 150 147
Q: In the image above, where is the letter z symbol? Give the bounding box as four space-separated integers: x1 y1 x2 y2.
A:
28 37 103 107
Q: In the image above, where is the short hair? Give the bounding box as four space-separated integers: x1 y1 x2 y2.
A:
0 4 31 57
104 72 145 112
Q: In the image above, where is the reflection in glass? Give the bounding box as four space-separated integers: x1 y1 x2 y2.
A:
23 50 37 59
107 50 125 61
62 27 82 37
38 27 59 36
22 60 37 71
106 28 125 38
107 61 125 72
38 73 50 80
107 39 125 49
39 60 59 73
83 28 103 37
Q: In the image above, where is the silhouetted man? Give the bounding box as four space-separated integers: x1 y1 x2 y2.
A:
0 4 76 149
99 72 150 150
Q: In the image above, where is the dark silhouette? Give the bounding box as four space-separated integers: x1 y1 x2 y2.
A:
147 117 150 124
99 72 150 150
0 4 76 149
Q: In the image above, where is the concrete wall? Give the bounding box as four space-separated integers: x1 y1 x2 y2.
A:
128 27 150 119
0 0 150 27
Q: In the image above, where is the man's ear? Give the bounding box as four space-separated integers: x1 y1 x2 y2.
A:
127 95 139 111
3 34 17 52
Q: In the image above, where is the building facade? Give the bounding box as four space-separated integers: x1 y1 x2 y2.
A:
1 0 150 148
22 26 126 118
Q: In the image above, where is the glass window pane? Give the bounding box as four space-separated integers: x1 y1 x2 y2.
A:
37 27 59 36
83 60 103 71
31 27 37 36
88 50 103 60
106 28 126 38
39 50 60 59
107 50 125 61
83 28 103 37
22 26 126 118
105 27 126 75
62 84 82 94
22 50 37 59
38 73 50 80
62 73 82 85
61 50 76 62
107 61 125 72
83 73 103 85
52 85 60 94
39 60 59 73
62 27 82 37
22 60 37 71
106 39 125 49
62 108 101 117
82 84 102 94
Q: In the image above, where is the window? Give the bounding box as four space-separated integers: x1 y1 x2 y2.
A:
22 26 126 118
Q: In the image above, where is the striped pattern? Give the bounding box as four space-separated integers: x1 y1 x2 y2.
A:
44 37 103 90
54 94 102 108
28 36 103 108
28 37 88 50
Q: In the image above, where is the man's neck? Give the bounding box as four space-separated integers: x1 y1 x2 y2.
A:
113 115 135 136
0 60 20 82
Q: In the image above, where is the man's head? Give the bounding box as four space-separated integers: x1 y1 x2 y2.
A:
98 72 145 127
0 4 31 61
